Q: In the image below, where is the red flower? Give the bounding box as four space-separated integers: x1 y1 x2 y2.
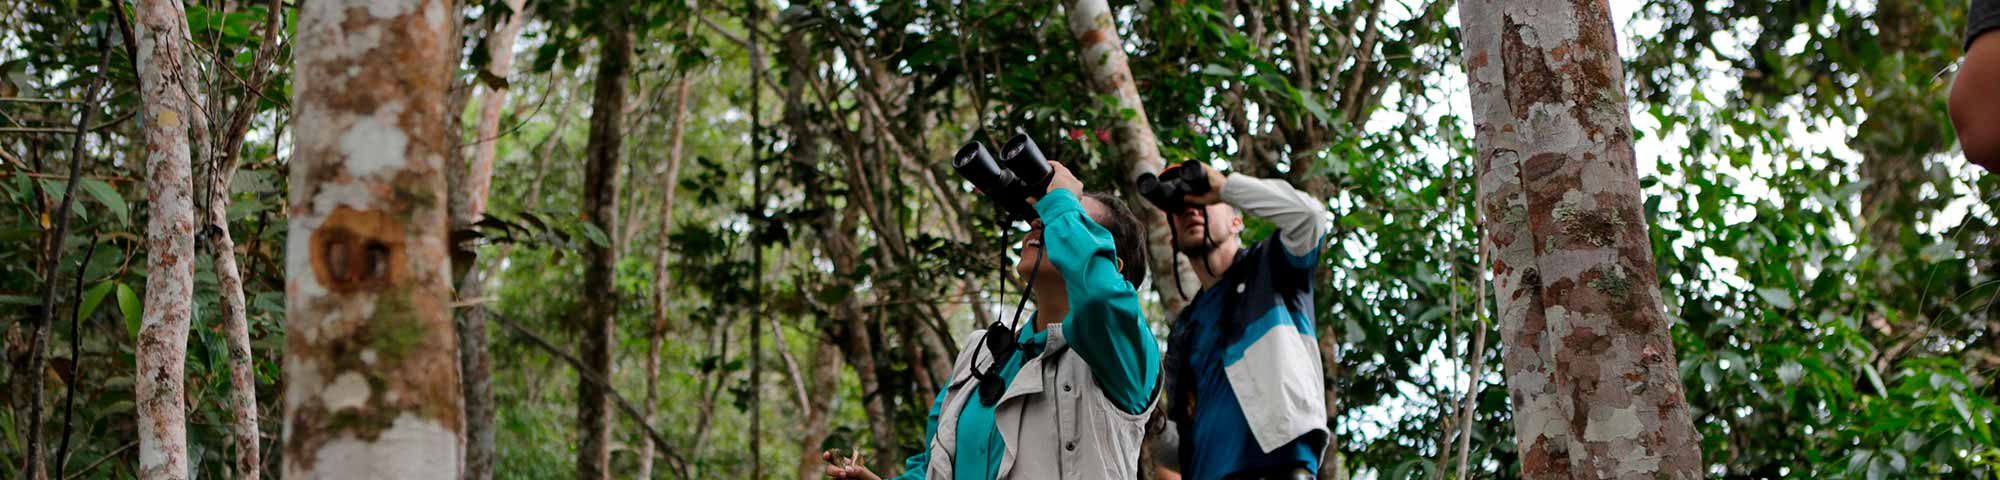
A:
1069 128 1087 141
1095 129 1111 142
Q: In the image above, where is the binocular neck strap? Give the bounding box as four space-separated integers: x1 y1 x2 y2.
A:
971 221 1044 380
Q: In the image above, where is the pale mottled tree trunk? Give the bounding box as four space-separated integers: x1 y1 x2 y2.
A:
284 0 464 477
206 149 259 480
577 5 632 478
134 0 198 477
1457 0 1702 477
206 2 284 476
637 68 697 480
1061 0 1197 315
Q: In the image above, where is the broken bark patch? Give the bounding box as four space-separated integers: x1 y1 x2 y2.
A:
1500 17 1562 118
311 207 407 292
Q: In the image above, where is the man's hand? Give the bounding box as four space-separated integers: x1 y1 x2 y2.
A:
1029 161 1085 205
1183 162 1227 206
820 450 883 480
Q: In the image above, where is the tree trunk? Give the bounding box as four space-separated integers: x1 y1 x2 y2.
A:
205 1 284 476
638 67 697 480
817 201 898 471
134 0 198 477
461 0 529 228
794 340 842 480
1060 4 1188 477
576 5 632 478
1456 0 1703 478
207 136 261 480
1061 0 1197 315
284 0 465 477
454 3 527 479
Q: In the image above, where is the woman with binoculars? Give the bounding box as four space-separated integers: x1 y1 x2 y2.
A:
821 153 1160 480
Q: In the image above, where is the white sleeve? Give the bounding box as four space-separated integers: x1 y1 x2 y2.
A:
1218 173 1329 258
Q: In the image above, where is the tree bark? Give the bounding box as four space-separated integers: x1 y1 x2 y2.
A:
780 29 847 478
284 0 465 477
134 0 198 477
576 5 632 478
206 135 261 480
461 0 530 228
638 68 697 480
1456 0 1703 477
794 339 842 480
453 3 527 479
1061 0 1198 315
205 1 284 476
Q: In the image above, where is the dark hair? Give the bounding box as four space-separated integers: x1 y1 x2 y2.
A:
1083 192 1150 288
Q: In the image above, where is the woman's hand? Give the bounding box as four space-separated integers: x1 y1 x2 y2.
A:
1029 161 1084 206
820 449 883 480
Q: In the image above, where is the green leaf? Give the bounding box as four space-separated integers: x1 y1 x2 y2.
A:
77 281 114 322
1777 360 1804 385
231 169 279 194
38 178 66 198
1293 89 1333 125
1755 287 1795 310
78 178 127 225
0 294 39 305
1862 363 1887 398
1416 305 1448 324
117 283 141 340
1950 393 1974 428
1917 240 1957 262
228 198 266 222
580 223 610 247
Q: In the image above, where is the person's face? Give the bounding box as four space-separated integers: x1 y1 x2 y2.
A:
1170 203 1239 251
1015 196 1113 282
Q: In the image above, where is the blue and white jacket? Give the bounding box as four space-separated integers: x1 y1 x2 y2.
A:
1165 174 1331 478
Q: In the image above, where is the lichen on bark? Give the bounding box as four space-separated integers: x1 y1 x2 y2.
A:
284 0 463 477
134 0 199 477
1458 0 1703 478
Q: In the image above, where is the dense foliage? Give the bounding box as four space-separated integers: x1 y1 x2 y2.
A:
1 0 1994 478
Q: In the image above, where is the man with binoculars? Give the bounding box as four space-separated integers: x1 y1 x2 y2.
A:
1139 161 1330 480
822 134 1159 480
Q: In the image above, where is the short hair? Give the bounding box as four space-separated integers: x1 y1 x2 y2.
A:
1083 192 1150 288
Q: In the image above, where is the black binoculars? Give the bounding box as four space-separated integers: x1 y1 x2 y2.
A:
952 133 1054 220
1136 160 1213 213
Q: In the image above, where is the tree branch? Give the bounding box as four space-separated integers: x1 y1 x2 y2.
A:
23 40 107 479
53 238 99 480
486 309 692 478
61 441 134 480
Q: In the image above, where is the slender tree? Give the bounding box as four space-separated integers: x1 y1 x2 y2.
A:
639 63 698 480
575 2 633 477
201 2 285 476
284 0 464 476
454 2 529 478
133 0 198 477
1061 0 1198 315
1456 0 1702 477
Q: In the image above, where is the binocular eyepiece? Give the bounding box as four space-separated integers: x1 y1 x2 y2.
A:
952 133 1054 220
1136 160 1212 213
